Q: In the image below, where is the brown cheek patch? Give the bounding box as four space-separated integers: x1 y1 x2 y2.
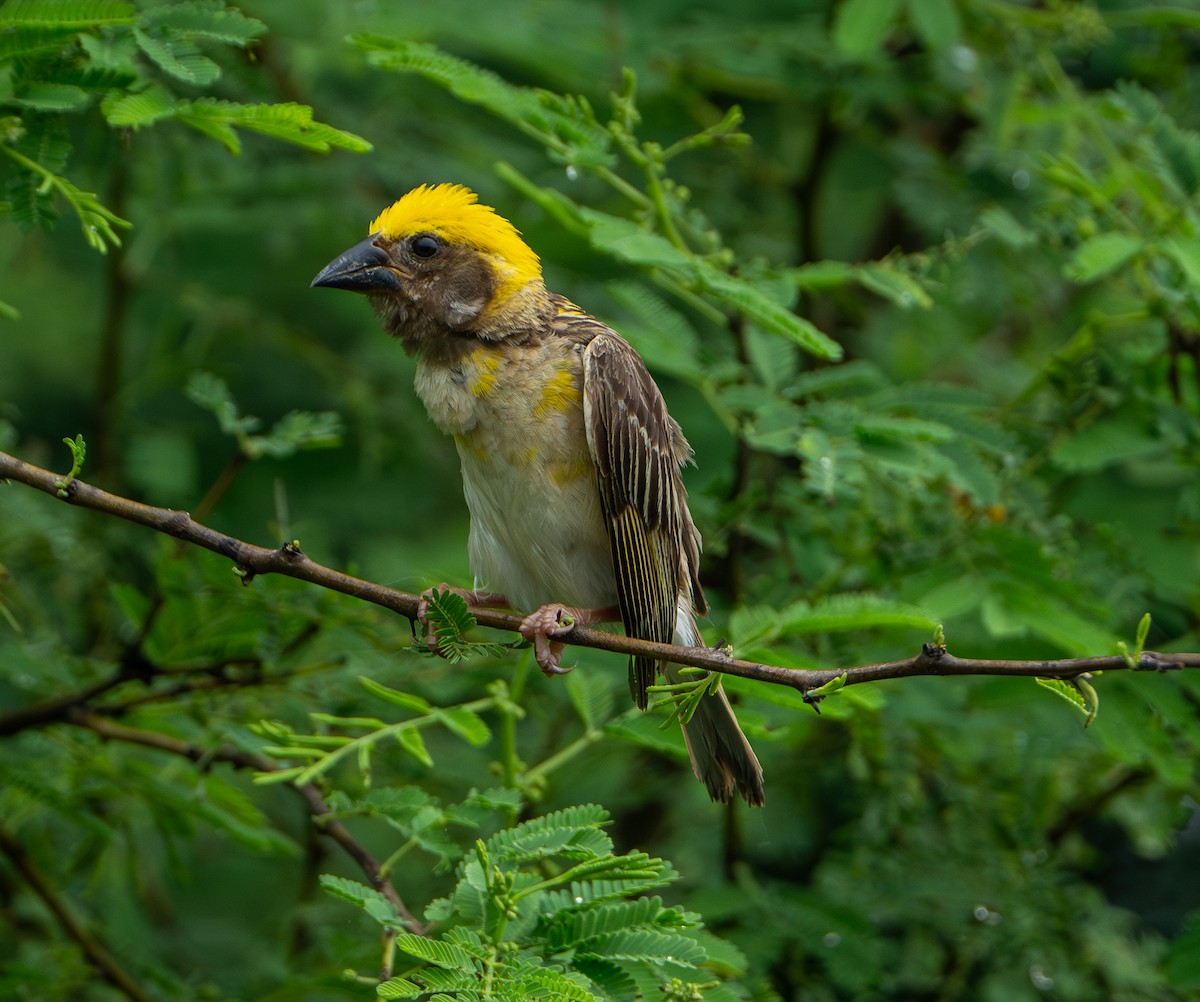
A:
434 246 497 329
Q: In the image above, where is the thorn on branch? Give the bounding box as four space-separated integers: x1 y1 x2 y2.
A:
708 639 733 660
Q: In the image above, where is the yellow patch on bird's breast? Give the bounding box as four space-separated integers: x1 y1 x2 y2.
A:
533 367 581 419
548 456 593 487
370 184 542 307
463 345 503 398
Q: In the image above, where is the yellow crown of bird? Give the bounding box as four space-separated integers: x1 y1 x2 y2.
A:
370 184 542 302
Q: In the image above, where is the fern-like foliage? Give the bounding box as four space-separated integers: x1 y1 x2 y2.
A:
185 371 343 459
272 687 741 998
0 0 370 275
254 670 515 788
419 588 517 663
329 804 741 1001
353 35 887 364
353 36 614 171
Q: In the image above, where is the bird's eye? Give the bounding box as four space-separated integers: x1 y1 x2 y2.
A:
411 234 441 259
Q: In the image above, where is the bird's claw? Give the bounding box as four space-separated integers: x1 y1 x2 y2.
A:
520 605 580 677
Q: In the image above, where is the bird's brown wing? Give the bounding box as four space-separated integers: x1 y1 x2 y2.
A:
579 327 704 709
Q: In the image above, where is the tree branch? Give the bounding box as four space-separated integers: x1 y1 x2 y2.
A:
65 708 424 940
0 672 129 737
0 650 339 739
0 820 155 1002
2 449 1197 701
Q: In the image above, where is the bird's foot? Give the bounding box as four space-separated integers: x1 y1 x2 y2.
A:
519 604 619 677
418 585 509 657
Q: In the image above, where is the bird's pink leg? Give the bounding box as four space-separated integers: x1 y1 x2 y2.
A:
519 604 620 677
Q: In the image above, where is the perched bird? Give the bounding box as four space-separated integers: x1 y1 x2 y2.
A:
312 183 764 806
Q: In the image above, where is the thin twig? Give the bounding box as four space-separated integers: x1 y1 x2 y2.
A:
0 673 128 737
2 449 1197 699
66 709 423 936
0 821 155 1002
0 653 337 738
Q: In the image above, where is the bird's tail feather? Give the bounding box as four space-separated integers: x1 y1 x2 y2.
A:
669 609 765 806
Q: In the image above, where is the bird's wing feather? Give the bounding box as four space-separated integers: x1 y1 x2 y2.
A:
579 327 703 708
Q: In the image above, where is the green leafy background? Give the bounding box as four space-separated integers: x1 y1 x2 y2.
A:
1 0 1199 999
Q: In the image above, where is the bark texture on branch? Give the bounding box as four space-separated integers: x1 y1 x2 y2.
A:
2 449 1197 698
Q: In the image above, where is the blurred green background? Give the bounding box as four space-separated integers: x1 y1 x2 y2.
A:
1 0 1199 999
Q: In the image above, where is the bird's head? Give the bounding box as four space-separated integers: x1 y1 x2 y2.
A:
312 184 545 354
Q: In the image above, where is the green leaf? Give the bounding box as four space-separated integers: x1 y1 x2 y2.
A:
732 594 937 647
581 211 692 269
436 706 491 747
134 28 221 85
242 410 343 459
543 896 682 950
375 977 424 999
1049 416 1164 472
854 413 954 444
697 264 843 360
102 86 178 128
185 371 258 438
1105 8 1200 29
856 263 933 308
1 138 130 250
359 676 432 713
394 726 433 767
1134 612 1152 653
906 0 961 50
415 588 515 663
1063 232 1143 282
1163 237 1200 289
10 83 91 111
950 449 1003 508
175 108 239 153
0 1 135 28
53 432 86 495
786 259 858 290
0 24 81 60
485 804 614 865
512 966 596 1000
192 775 301 857
833 0 903 58
176 100 372 154
1035 676 1090 718
576 928 706 966
318 875 399 927
354 36 610 166
393 933 479 971
979 205 1037 247
1164 913 1200 990
805 673 848 700
140 1 265 46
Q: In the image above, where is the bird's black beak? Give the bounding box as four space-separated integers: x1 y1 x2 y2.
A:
311 235 404 293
